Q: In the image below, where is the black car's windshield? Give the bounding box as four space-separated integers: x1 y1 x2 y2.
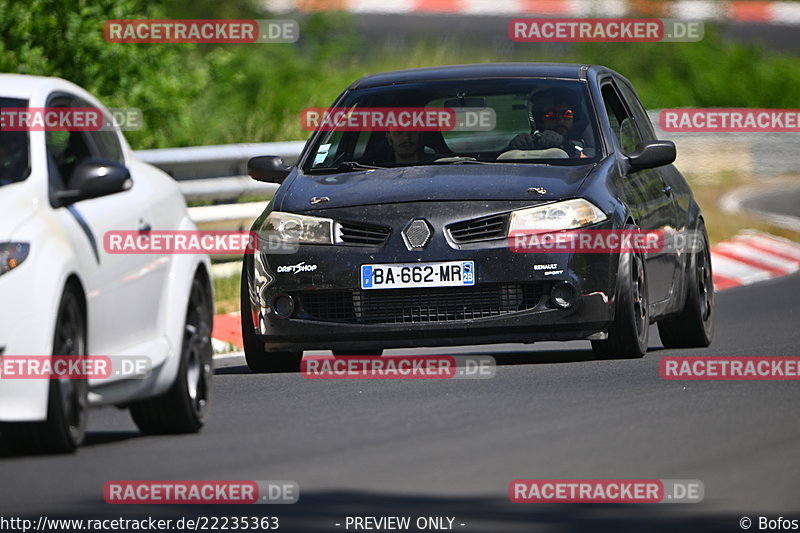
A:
0 98 32 187
304 78 600 172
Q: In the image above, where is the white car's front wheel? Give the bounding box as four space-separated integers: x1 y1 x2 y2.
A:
0 284 88 454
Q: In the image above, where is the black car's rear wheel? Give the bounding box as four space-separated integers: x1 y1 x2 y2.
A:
592 249 649 359
657 221 714 348
240 261 303 373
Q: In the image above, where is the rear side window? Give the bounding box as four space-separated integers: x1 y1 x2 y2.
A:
0 97 31 187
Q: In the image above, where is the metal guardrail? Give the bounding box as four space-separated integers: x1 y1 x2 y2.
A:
136 141 305 202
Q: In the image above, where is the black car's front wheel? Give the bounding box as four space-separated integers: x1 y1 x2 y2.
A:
130 273 213 434
592 248 649 359
657 220 714 348
240 262 303 373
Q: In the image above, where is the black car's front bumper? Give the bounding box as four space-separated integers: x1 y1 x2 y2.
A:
245 202 620 352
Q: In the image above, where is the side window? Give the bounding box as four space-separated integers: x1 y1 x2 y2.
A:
46 128 94 189
617 82 657 141
45 114 93 188
76 97 124 163
619 118 641 155
90 127 124 163
45 95 97 206
601 83 642 155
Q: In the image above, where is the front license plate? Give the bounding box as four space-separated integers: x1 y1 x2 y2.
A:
361 261 475 290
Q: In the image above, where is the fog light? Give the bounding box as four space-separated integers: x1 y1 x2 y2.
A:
272 294 295 318
550 282 577 309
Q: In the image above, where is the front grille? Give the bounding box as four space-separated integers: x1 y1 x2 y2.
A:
336 221 391 245
448 214 508 243
294 283 547 324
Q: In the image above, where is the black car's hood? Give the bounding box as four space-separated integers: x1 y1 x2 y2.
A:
279 163 595 212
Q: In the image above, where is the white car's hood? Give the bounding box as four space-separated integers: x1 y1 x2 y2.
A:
0 183 38 241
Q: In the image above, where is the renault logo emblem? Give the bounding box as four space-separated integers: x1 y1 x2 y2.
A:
402 219 432 250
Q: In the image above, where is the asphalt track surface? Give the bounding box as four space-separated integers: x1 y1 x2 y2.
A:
2 273 799 532
742 185 800 220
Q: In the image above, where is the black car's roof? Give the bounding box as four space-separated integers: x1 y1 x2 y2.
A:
349 63 615 90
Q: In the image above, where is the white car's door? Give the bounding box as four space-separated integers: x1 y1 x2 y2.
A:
45 94 169 361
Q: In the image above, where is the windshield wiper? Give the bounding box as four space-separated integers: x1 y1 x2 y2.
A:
430 158 496 165
308 161 386 173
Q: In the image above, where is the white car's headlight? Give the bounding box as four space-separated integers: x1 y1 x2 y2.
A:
262 211 333 244
0 243 30 277
508 199 607 234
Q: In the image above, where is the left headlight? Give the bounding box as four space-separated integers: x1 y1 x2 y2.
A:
508 199 607 234
261 211 333 244
0 243 30 277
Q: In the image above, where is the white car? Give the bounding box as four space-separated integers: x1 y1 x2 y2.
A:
0 74 214 453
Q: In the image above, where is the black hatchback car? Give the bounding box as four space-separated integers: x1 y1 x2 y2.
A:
241 63 714 372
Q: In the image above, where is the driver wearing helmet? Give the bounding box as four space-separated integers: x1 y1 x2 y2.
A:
507 87 587 158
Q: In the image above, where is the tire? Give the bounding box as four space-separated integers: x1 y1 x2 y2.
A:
130 274 213 434
592 248 649 359
240 261 303 373
657 221 714 348
0 285 88 454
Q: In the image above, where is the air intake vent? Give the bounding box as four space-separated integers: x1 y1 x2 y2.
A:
336 221 391 245
294 283 548 324
448 214 508 243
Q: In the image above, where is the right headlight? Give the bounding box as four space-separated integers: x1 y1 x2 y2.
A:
0 243 30 277
508 199 607 234
261 211 333 244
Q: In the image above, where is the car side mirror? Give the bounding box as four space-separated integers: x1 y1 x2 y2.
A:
56 159 132 206
627 140 676 172
248 156 291 184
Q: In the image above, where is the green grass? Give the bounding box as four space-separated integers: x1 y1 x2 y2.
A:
213 270 241 315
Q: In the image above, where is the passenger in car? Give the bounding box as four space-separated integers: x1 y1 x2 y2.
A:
386 129 425 163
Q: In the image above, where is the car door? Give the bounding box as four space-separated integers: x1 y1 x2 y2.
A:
45 93 164 358
599 79 678 304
